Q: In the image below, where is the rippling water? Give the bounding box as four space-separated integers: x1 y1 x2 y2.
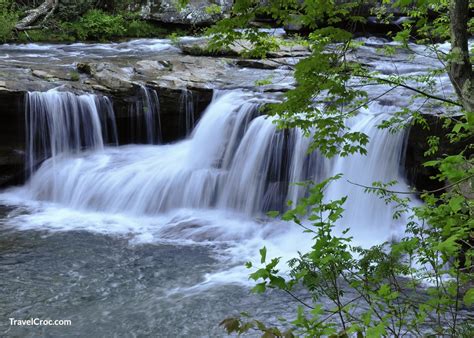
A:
0 211 300 336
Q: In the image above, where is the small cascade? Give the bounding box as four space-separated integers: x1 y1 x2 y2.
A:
179 89 195 136
127 85 161 144
25 90 117 175
21 90 413 238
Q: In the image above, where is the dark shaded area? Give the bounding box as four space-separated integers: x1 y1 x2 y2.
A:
404 114 472 194
0 86 214 186
0 91 26 188
110 86 212 144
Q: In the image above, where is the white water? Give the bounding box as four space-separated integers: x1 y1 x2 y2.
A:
179 89 195 135
25 90 118 175
128 85 162 144
1 89 414 284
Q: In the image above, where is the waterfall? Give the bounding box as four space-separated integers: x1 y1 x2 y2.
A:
128 85 161 144
179 89 195 136
325 105 411 241
20 90 412 238
25 90 118 175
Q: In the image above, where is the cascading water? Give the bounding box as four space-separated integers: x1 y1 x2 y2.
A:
19 90 412 243
25 89 118 175
325 104 411 243
128 85 162 144
1 37 460 337
179 89 195 136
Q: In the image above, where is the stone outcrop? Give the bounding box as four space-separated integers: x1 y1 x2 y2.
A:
140 0 233 26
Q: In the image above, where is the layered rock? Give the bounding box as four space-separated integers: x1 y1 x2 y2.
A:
0 36 301 186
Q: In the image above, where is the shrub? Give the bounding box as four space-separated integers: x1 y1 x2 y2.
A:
124 19 166 38
64 9 126 41
0 0 17 42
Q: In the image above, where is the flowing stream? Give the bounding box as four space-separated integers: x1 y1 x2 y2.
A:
0 36 455 336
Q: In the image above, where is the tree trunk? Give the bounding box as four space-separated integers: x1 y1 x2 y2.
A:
449 0 474 112
15 0 58 30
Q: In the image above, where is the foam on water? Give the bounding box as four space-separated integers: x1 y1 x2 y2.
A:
0 88 417 286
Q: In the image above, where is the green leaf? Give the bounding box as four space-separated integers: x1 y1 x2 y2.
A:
464 288 474 306
448 195 464 212
366 322 386 337
260 246 267 264
252 282 266 293
267 210 279 218
219 318 240 333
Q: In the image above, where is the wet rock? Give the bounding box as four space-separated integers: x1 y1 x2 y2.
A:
236 59 281 70
267 45 310 58
77 62 92 75
134 60 170 75
180 39 310 59
32 70 56 81
86 62 136 92
180 42 240 57
0 90 26 187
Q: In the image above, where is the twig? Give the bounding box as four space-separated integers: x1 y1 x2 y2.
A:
347 174 474 195
355 74 462 107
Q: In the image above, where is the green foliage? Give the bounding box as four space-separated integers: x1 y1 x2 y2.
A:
255 76 273 86
214 1 474 336
123 18 166 38
16 28 76 43
205 4 222 16
56 10 167 42
223 158 473 336
62 9 126 41
69 71 80 81
0 0 17 42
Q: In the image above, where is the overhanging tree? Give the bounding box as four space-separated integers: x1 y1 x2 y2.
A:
209 0 473 336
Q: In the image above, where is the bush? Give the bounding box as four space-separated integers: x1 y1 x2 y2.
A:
61 10 170 41
0 0 17 42
124 19 166 38
64 9 126 41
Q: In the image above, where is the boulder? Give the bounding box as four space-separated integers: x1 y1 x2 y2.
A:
78 62 136 92
140 0 233 26
134 60 170 75
180 39 310 58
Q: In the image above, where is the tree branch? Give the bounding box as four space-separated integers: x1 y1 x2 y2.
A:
15 0 58 30
355 74 462 107
347 173 474 195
